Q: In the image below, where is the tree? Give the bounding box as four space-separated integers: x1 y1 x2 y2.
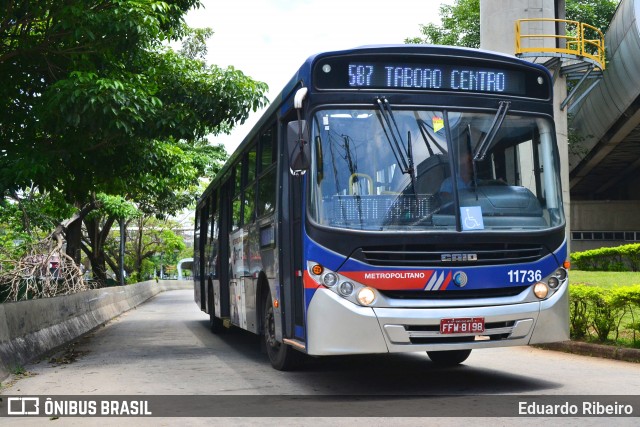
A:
565 0 620 34
0 187 74 245
406 0 619 48
0 0 267 190
405 0 480 48
104 215 186 283
179 26 215 62
1 1 268 286
72 135 226 284
78 193 137 284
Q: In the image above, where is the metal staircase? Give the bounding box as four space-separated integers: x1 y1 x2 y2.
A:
515 19 605 114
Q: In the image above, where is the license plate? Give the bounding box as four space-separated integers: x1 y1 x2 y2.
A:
440 317 485 334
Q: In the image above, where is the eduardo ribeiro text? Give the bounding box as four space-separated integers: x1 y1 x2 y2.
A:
519 400 633 416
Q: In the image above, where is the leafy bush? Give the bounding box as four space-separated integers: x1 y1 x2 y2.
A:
614 284 640 343
126 272 140 284
569 284 592 339
571 244 640 272
591 292 623 342
569 284 640 344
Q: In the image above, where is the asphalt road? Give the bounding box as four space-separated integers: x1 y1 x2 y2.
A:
1 289 639 426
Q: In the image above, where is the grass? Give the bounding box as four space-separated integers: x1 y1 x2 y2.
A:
570 270 640 289
11 365 26 375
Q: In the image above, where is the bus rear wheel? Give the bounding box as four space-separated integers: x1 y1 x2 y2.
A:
427 349 472 366
263 292 302 371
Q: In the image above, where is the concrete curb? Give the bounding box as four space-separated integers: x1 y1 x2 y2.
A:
0 280 191 381
535 341 640 363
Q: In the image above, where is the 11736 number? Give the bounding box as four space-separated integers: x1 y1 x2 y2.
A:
507 269 542 283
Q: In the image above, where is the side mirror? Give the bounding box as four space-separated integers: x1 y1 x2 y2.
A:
287 120 310 174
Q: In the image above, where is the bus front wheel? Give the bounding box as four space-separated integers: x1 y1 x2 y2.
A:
427 349 472 366
263 292 302 371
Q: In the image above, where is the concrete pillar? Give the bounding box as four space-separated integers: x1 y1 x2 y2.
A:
480 0 556 53
480 0 571 247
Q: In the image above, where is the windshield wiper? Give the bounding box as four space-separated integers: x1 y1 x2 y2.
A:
375 97 418 196
406 129 417 196
468 124 480 199
416 117 448 156
473 101 510 161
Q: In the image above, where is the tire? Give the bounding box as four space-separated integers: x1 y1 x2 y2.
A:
263 292 302 371
427 349 472 366
208 285 225 334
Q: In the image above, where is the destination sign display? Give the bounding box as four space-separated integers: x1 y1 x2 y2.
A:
348 63 521 94
314 55 549 99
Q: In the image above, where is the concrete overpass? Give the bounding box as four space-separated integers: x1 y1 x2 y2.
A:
481 0 640 252
568 0 640 250
570 0 640 198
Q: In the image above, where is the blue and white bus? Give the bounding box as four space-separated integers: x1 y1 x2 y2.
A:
194 45 569 370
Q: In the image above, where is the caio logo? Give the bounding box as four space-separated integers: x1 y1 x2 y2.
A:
441 253 478 262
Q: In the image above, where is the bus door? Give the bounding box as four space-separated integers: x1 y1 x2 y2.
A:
291 172 305 339
281 118 306 341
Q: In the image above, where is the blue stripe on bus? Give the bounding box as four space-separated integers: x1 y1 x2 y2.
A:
303 235 567 292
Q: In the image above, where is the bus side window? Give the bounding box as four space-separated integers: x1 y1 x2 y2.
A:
209 191 219 278
243 145 257 225
231 166 242 231
244 185 255 224
259 124 276 172
257 124 277 217
258 170 276 216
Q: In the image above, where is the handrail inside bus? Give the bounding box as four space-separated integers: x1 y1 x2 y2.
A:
349 173 374 195
515 18 605 71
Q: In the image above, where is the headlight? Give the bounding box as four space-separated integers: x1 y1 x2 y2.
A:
555 268 568 281
307 261 383 307
533 282 549 299
323 272 338 287
531 267 568 300
338 281 354 296
357 287 376 306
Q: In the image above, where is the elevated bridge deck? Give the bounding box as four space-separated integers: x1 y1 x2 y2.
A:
569 0 640 200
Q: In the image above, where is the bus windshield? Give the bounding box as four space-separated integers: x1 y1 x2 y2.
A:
309 108 564 232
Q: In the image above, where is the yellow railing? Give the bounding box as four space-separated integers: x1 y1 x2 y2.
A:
515 18 605 70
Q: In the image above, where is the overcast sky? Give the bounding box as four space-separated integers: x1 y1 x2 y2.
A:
186 0 451 153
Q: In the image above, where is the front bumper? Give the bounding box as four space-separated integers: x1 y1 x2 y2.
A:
305 281 569 356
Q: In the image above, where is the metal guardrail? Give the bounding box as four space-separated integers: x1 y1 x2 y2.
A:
515 18 606 70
